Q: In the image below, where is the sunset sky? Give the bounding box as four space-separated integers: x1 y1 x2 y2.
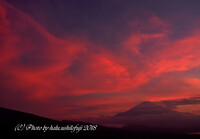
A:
1 0 200 120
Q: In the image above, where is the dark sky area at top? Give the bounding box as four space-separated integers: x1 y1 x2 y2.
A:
6 0 200 48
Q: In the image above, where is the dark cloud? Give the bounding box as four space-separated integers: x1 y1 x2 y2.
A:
158 97 200 109
7 0 200 42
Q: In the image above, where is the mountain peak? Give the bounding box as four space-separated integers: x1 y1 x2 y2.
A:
115 101 173 117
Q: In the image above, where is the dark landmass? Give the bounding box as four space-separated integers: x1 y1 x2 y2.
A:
0 106 200 138
81 101 200 135
114 101 200 133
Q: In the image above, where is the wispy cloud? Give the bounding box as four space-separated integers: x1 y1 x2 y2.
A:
157 97 200 109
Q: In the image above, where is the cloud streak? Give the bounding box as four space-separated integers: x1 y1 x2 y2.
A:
157 97 200 109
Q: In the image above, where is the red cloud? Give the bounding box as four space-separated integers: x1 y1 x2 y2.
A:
0 1 88 99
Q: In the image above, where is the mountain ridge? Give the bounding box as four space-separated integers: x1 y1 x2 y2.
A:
1 106 200 138
115 101 198 117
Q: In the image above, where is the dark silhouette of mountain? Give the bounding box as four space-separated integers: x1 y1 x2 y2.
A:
0 107 103 138
115 101 175 117
111 101 200 134
1 106 200 138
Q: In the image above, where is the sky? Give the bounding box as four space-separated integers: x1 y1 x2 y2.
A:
1 0 200 120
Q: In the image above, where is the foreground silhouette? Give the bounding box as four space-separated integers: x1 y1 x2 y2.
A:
0 106 200 138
